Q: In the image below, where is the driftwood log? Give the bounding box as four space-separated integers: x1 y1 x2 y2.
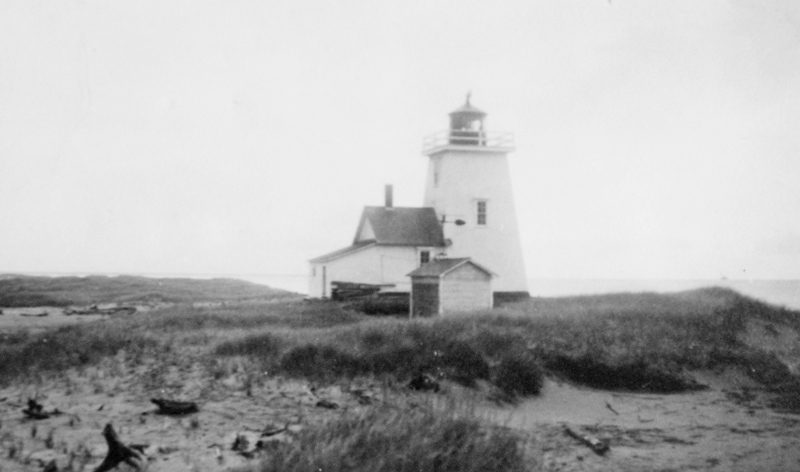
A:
151 398 199 415
93 424 145 472
261 424 287 438
564 425 610 455
315 399 339 410
23 399 61 420
42 459 58 472
65 305 137 316
408 373 440 392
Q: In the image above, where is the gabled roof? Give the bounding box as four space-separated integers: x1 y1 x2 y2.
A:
309 240 376 264
407 258 495 278
354 207 446 247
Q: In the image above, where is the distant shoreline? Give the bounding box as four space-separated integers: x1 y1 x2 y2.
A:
3 273 800 311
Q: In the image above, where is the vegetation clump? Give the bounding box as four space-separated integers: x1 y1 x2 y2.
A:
544 355 702 393
493 354 545 397
347 296 409 316
272 338 490 387
231 406 528 472
0 324 157 385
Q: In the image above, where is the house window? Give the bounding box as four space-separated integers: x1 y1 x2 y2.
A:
312 267 316 277
420 250 431 266
477 200 487 225
433 158 441 188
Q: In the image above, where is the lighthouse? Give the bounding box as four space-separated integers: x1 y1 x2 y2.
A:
308 94 528 305
422 95 529 299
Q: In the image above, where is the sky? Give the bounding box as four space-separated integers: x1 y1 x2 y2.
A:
1 0 799 281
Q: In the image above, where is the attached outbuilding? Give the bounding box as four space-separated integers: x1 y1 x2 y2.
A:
407 258 494 317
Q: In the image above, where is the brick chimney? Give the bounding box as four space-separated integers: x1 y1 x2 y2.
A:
385 184 393 208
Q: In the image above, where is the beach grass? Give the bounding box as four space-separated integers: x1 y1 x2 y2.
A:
229 405 529 472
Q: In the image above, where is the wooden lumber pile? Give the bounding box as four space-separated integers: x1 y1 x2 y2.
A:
330 281 386 301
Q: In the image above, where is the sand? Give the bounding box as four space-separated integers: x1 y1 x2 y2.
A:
478 375 800 471
0 361 382 471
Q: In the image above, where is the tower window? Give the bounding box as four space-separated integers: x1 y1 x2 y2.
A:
477 201 487 225
420 250 431 266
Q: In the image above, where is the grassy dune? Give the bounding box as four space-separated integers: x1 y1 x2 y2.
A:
3 287 798 394
0 275 297 307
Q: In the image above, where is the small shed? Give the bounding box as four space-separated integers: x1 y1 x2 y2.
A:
407 258 494 317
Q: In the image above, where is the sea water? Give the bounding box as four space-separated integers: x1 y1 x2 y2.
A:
244 275 800 312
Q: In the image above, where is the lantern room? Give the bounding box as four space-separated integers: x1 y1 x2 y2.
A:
448 93 487 145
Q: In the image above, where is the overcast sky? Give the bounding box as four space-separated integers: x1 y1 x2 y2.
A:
1 0 799 280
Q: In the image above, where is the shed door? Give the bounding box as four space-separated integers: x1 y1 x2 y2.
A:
412 282 439 317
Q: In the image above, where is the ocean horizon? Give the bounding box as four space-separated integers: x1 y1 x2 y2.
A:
8 272 800 311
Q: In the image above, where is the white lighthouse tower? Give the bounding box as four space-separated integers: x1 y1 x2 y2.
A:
422 95 529 299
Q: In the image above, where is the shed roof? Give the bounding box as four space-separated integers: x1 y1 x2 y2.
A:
407 258 494 278
355 207 446 247
308 240 376 264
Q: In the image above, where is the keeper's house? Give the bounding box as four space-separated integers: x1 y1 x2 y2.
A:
308 189 446 299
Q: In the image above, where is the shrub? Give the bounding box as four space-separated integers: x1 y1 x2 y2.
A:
349 326 489 386
470 328 527 359
0 324 157 385
544 355 702 393
215 333 282 359
279 345 363 380
493 354 544 397
349 297 410 316
436 340 490 386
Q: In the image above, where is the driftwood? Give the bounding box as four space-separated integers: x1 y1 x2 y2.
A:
261 424 287 438
20 311 48 317
23 399 61 420
231 433 263 459
42 459 58 472
231 434 250 452
350 389 374 405
65 305 136 316
408 373 440 392
93 423 145 472
151 398 199 415
315 399 338 409
564 425 610 455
